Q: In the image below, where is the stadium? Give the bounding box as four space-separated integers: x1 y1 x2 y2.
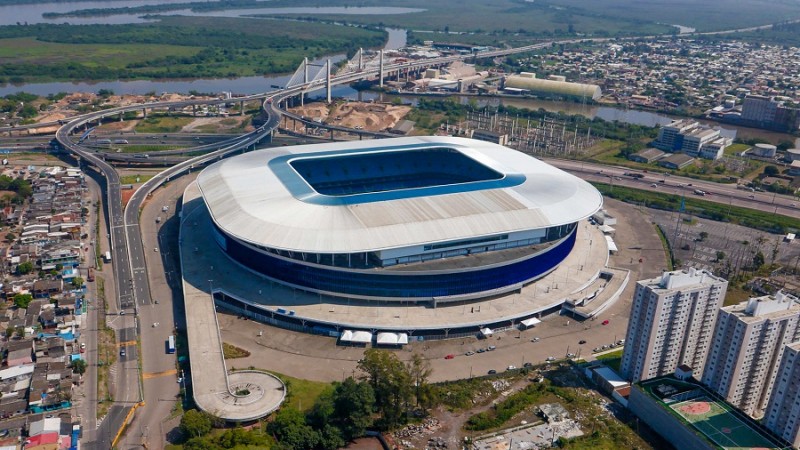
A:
196 136 603 305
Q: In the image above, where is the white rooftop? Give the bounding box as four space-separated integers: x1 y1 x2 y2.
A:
197 137 603 253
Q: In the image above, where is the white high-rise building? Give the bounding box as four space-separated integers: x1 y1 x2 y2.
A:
764 341 800 448
620 269 728 382
702 292 800 418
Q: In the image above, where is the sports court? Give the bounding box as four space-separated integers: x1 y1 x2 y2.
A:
670 396 780 450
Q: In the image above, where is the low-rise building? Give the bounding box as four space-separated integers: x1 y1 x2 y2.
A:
658 153 695 170
628 148 665 163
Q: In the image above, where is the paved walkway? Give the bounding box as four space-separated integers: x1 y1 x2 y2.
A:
180 181 612 332
180 184 285 422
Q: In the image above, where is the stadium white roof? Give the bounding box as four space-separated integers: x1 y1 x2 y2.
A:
198 136 603 254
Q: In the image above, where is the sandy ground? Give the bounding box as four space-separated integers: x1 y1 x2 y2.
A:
181 116 251 133
290 101 412 132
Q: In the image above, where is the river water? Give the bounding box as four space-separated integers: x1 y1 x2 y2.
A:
0 2 424 26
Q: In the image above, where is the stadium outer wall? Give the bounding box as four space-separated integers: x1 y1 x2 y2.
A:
211 221 578 303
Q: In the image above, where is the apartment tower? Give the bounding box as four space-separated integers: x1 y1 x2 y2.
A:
764 341 800 448
702 292 800 418
620 269 728 381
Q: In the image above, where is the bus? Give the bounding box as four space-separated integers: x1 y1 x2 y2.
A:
103 251 112 263
167 335 176 354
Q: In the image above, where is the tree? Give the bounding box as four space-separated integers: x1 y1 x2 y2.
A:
699 231 709 241
4 233 14 242
358 349 413 428
764 165 780 177
72 359 87 375
13 293 32 309
332 377 374 441
753 251 766 269
267 407 320 449
716 251 726 262
16 261 33 275
71 277 84 289
407 353 432 408
180 409 213 439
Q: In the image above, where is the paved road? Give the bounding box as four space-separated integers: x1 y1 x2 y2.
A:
546 159 799 217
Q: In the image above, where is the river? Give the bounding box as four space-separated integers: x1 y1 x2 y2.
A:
0 2 424 26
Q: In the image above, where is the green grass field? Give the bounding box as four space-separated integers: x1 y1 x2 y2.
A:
671 398 780 449
0 37 200 67
119 174 154 184
272 0 672 37
0 16 385 82
260 0 800 35
595 348 623 372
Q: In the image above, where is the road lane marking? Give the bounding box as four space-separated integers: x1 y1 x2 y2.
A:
143 369 177 379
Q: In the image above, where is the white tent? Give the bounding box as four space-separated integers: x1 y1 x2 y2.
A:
376 332 410 346
520 317 541 328
351 331 373 344
481 327 494 337
598 224 615 234
605 235 618 253
339 330 354 342
377 332 399 345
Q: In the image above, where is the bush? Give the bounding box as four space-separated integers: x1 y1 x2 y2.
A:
465 383 547 431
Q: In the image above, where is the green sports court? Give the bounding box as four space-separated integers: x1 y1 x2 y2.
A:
637 377 789 450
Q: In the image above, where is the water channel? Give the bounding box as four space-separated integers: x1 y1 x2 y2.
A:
0 2 425 26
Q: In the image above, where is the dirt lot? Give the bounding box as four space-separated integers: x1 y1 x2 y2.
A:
289 101 412 133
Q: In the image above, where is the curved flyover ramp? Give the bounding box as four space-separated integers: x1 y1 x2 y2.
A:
179 181 285 422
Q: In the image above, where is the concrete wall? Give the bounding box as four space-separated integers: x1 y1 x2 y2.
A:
628 386 715 450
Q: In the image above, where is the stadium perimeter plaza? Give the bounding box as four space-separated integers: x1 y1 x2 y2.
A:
179 217 286 422
180 183 617 333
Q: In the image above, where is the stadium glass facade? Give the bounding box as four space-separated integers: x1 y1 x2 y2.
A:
212 222 577 302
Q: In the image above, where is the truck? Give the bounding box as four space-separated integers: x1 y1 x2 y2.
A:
103 251 112 263
87 268 94 282
694 189 706 196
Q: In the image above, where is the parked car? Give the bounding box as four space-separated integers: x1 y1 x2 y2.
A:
579 339 587 344
476 348 486 353
602 319 610 325
523 362 533 368
444 354 455 360
487 345 496 351
507 365 517 371
120 349 126 357
530 337 540 342
566 353 576 358
546 356 555 362
487 369 497 375
465 351 475 356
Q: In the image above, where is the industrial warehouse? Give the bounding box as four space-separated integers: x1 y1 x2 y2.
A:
182 137 622 341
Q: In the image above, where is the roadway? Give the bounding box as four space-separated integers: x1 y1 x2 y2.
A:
547 159 799 217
